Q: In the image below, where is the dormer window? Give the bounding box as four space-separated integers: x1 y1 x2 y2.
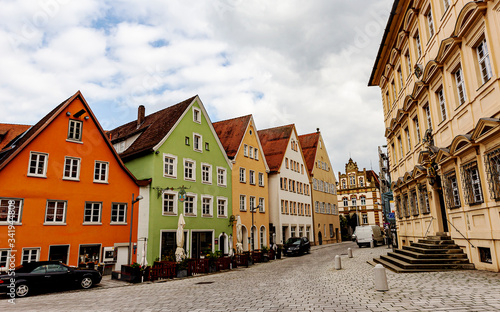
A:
193 108 201 123
68 120 82 142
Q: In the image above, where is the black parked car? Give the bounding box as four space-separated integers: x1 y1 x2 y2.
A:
283 237 311 256
0 261 102 297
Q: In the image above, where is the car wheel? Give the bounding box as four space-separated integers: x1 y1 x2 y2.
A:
80 276 93 289
15 283 29 297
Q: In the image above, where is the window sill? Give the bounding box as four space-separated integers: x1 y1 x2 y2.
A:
240 181 246 184
63 177 80 182
217 184 227 188
202 214 213 218
93 180 109 184
66 139 83 144
162 212 177 216
163 175 177 179
0 222 22 225
184 178 196 182
43 222 66 225
110 222 127 225
27 174 47 178
185 213 196 217
217 215 228 218
83 222 102 225
201 181 212 185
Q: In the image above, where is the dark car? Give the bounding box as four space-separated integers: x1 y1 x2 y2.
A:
283 237 311 256
0 261 102 297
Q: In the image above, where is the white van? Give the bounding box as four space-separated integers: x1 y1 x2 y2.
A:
354 225 384 247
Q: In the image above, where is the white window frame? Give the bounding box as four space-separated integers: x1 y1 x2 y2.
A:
184 193 197 216
184 159 196 182
249 146 254 159
193 107 201 123
443 0 450 11
437 88 447 121
67 119 83 142
424 104 432 130
0 249 11 270
259 197 265 212
258 172 264 186
22 248 40 264
476 38 492 84
454 66 467 106
0 198 23 224
415 31 422 59
405 127 411 152
44 200 67 224
162 191 178 216
94 161 109 183
249 170 255 185
201 195 213 217
63 156 81 181
426 8 434 38
406 51 412 78
240 195 247 211
84 202 102 224
111 202 128 223
193 133 202 152
254 148 259 160
217 196 228 218
164 154 178 178
360 196 366 206
239 167 246 183
244 144 248 157
249 196 256 211
217 167 227 187
413 117 421 144
28 151 48 177
201 163 212 184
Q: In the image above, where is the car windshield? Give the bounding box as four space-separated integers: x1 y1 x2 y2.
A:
286 238 301 245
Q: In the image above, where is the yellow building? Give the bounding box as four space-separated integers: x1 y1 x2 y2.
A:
299 130 340 245
369 0 500 271
213 115 270 251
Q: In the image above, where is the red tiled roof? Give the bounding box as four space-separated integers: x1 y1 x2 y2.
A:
298 132 319 176
0 124 31 150
108 96 197 161
258 124 294 173
212 115 252 159
367 170 380 188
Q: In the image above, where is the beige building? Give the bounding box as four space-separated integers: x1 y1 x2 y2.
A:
338 159 383 228
369 0 500 271
299 130 340 245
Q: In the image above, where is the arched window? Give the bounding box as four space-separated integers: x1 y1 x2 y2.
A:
260 226 266 249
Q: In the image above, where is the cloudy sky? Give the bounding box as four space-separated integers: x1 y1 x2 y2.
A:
0 0 393 176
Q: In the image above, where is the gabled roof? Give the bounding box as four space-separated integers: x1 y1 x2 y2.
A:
0 91 147 185
258 124 294 173
213 115 252 159
298 132 320 176
366 170 380 188
0 123 31 150
108 96 196 161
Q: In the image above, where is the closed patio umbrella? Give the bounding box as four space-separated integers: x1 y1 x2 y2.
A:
175 214 186 262
236 215 243 254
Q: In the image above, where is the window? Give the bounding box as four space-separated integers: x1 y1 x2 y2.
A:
343 198 348 207
444 171 461 209
349 175 355 185
193 134 202 152
205 142 209 151
28 152 48 177
298 226 303 238
410 189 419 216
193 107 201 123
351 198 357 207
485 147 500 200
426 9 434 38
362 214 368 224
418 183 431 214
398 68 404 90
391 81 397 103
281 200 285 213
240 195 246 211
0 198 23 223
202 196 212 216
342 179 346 189
217 197 227 217
437 88 447 121
111 203 127 222
244 144 248 157
22 248 40 264
285 201 288 214
360 196 366 206
84 202 101 223
405 128 411 152
0 250 11 269
259 198 264 212
395 195 402 218
217 167 227 186
258 172 264 186
164 154 177 178
249 146 253 159
68 119 83 141
415 31 422 59
398 136 404 159
413 117 421 144
184 159 195 181
443 0 450 11
239 167 246 183
476 38 492 84
45 200 66 224
249 196 256 212
254 148 258 160
291 226 296 237
284 178 288 191
94 161 109 183
249 170 255 185
285 158 289 169
260 226 265 248
454 67 467 106
185 137 190 145
424 104 432 130
403 193 410 217
315 201 319 213
184 194 196 215
63 157 81 180
201 163 212 184
461 161 484 205
162 193 176 215
406 51 412 78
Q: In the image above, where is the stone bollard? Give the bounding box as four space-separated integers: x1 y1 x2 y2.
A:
335 255 341 270
348 248 353 258
370 240 374 248
374 264 389 291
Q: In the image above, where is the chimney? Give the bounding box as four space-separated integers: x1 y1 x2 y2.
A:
316 128 320 133
137 105 145 128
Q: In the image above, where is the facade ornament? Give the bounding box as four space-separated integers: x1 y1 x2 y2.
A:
414 63 424 79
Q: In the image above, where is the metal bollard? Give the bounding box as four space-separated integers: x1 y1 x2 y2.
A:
374 264 389 291
370 240 374 248
335 255 341 270
348 248 353 258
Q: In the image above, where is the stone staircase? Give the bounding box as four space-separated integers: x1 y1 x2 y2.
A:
373 234 475 273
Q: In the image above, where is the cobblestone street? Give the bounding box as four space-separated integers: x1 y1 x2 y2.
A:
2 242 500 311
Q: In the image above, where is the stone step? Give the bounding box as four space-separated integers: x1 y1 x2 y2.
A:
426 235 452 240
403 245 464 254
394 249 468 260
372 257 438 273
410 242 460 249
418 239 455 245
379 255 475 270
388 252 471 264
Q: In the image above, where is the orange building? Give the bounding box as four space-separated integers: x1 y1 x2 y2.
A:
0 91 146 271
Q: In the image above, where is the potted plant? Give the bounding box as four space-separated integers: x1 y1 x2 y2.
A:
129 262 144 283
261 246 270 262
206 250 221 273
176 258 189 278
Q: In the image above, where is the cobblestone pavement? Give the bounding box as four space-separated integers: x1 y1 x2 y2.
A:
2 242 500 311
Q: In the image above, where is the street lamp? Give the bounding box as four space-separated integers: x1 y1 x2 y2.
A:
250 205 260 251
129 193 143 265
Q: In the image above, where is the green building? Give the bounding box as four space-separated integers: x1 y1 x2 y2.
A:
109 96 233 263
